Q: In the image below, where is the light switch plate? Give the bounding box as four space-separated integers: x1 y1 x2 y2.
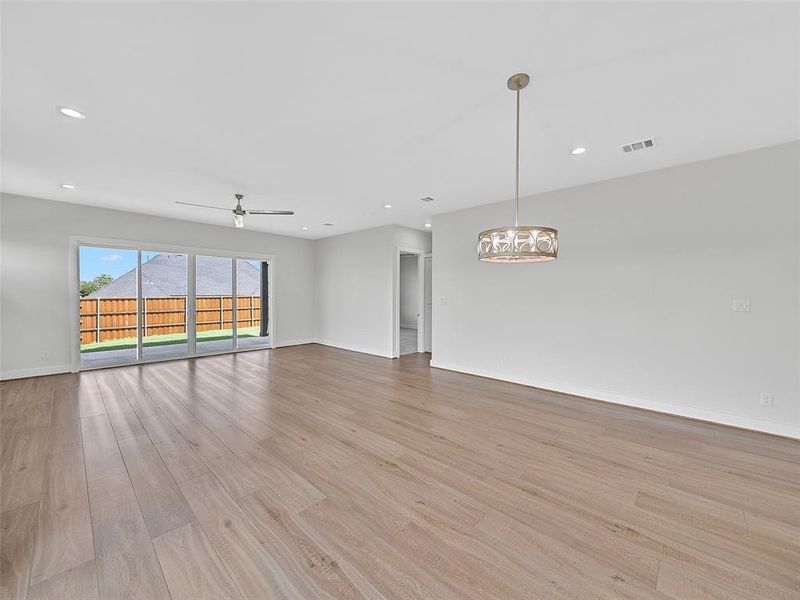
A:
732 300 750 312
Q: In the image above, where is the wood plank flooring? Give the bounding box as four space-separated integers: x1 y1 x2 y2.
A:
1 344 798 599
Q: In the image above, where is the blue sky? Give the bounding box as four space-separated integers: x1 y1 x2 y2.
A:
79 247 262 282
79 246 138 281
80 248 165 280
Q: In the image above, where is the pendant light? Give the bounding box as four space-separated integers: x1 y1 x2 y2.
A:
478 73 558 263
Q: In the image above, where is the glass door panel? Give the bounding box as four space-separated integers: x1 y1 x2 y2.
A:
79 248 272 368
236 259 270 349
141 251 188 361
79 246 138 369
196 255 233 354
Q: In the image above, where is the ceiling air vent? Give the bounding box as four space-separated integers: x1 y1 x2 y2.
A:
621 137 655 153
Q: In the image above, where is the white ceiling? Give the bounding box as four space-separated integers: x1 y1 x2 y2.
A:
2 2 798 239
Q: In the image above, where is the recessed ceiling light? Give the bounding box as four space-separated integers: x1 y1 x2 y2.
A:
322 223 335 227
383 204 392 209
424 223 432 228
57 106 86 119
300 226 309 231
420 197 435 203
60 183 76 189
571 146 587 155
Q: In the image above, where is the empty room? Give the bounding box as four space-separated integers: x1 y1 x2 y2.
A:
1 2 798 599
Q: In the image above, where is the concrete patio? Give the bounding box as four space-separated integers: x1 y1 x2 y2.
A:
80 335 270 368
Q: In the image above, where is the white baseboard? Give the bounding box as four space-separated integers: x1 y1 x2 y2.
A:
1 364 74 381
274 338 317 348
430 360 799 440
315 339 394 359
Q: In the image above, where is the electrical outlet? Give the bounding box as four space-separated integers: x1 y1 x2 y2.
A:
41 351 49 360
759 392 773 407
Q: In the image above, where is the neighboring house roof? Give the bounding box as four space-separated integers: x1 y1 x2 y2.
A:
87 253 262 297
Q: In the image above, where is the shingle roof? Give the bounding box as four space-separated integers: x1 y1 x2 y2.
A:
87 253 262 298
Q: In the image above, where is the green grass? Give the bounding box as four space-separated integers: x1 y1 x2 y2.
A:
81 327 263 353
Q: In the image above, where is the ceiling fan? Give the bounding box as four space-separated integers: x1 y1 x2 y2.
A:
176 193 294 228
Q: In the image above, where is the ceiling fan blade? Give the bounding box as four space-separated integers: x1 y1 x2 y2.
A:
246 210 295 215
175 201 232 211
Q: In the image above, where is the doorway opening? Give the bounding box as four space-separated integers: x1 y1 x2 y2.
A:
399 253 420 355
394 246 428 357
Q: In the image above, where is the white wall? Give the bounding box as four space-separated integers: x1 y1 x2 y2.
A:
0 193 316 379
393 226 432 254
432 142 800 438
399 255 419 329
314 225 431 357
314 225 394 357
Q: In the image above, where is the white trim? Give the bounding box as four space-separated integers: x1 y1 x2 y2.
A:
1 364 73 381
316 339 394 359
231 257 238 350
274 338 316 348
424 253 433 353
135 250 143 360
430 360 800 440
418 253 425 353
187 254 197 355
68 242 80 372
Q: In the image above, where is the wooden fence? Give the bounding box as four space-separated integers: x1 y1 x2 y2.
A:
79 295 262 345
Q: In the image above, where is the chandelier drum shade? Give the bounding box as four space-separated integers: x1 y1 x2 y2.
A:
478 226 558 263
478 73 558 263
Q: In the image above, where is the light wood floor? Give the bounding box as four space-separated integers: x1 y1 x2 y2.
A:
1 345 798 600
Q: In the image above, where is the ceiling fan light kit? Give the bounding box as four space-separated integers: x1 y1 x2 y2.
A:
233 194 246 228
477 73 558 263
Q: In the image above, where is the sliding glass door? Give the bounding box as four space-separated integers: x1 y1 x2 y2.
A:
141 251 188 361
79 246 139 369
78 244 271 369
196 255 234 355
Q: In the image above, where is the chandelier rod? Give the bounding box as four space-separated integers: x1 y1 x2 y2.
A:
514 86 520 227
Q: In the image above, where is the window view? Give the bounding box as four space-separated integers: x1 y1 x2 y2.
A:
79 246 270 368
79 246 138 368
141 251 188 361
195 255 234 355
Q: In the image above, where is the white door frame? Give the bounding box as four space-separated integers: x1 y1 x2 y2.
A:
393 245 426 358
69 235 275 372
423 253 433 353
